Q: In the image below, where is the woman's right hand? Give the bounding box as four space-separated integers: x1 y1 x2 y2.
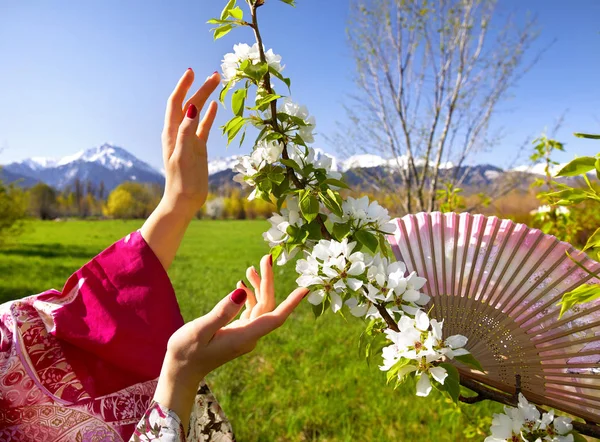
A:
153 255 308 429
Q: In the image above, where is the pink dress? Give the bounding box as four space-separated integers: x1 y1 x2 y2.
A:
0 231 234 441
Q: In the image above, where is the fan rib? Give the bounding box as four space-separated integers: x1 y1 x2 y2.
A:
412 214 434 305
462 215 486 308
455 214 475 321
536 333 600 351
470 216 502 303
546 379 600 391
532 304 600 345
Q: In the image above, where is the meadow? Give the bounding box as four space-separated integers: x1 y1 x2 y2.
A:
0 220 503 441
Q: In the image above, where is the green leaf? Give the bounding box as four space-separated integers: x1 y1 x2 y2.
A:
279 0 296 5
595 158 600 180
220 0 236 20
219 79 235 103
574 133 600 139
299 191 320 223
207 18 233 25
271 244 283 263
378 234 390 258
228 6 243 19
454 353 484 372
322 178 350 189
269 66 291 90
231 88 247 117
222 116 247 145
251 93 282 110
556 157 597 177
281 158 302 172
439 363 460 403
557 283 600 318
583 227 600 252
332 222 352 241
319 189 343 217
545 188 589 205
572 431 588 442
242 61 268 82
311 297 329 318
213 24 234 40
355 230 379 253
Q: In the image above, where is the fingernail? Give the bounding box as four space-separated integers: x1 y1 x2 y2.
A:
239 280 247 288
268 254 273 266
213 71 219 76
231 288 247 305
302 290 310 299
187 67 192 71
186 104 198 119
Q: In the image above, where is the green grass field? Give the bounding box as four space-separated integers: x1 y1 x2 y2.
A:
0 220 503 441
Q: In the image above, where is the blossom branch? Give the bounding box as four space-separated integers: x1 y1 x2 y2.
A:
248 1 332 240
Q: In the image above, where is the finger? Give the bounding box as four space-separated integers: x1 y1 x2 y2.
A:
237 280 256 320
246 266 261 300
176 103 200 147
259 254 275 311
197 101 218 143
246 288 309 340
163 69 194 152
196 288 247 338
183 72 220 115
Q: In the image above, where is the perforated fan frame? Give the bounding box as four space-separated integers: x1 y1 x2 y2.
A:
388 212 600 424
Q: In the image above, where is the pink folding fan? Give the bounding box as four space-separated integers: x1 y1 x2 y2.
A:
388 212 600 427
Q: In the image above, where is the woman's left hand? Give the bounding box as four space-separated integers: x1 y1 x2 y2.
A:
153 255 308 429
162 69 221 214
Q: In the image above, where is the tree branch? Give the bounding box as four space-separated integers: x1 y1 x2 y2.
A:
249 1 331 240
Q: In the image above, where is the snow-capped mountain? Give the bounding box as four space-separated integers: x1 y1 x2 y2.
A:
2 143 164 192
1 142 582 195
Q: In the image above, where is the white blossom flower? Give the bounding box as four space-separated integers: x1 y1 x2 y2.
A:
329 196 396 235
349 254 430 319
263 195 302 246
233 140 284 197
485 394 576 442
287 145 342 183
295 238 367 313
261 98 316 144
221 43 283 83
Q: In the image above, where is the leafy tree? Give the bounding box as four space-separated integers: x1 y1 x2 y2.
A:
0 177 28 244
103 182 159 219
28 183 58 220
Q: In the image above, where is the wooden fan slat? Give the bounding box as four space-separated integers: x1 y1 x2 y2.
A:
411 214 434 300
486 226 530 309
474 220 516 316
518 254 600 331
546 379 600 391
439 214 450 326
461 369 600 423
470 216 502 303
546 372 600 379
545 387 600 406
499 236 559 319
425 213 441 300
480 362 599 369
536 334 600 351
513 247 575 326
529 304 600 344
539 349 600 361
455 214 475 327
461 215 486 302
492 230 546 314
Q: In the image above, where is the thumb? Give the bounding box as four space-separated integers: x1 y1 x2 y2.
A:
201 288 247 337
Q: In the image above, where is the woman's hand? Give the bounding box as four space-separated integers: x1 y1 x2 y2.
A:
162 69 220 214
140 69 221 270
153 255 309 430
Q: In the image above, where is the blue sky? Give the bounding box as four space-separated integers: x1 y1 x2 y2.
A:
0 0 599 171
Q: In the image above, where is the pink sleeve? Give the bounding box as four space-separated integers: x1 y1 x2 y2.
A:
38 231 184 398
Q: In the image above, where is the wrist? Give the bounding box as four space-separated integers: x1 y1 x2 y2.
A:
157 194 199 221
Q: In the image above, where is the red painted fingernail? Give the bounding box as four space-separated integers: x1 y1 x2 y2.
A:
303 290 310 299
213 71 219 75
239 280 247 288
186 104 198 119
268 254 273 266
231 288 247 305
187 67 192 71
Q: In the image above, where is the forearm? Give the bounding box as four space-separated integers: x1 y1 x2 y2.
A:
153 356 204 432
140 198 197 271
